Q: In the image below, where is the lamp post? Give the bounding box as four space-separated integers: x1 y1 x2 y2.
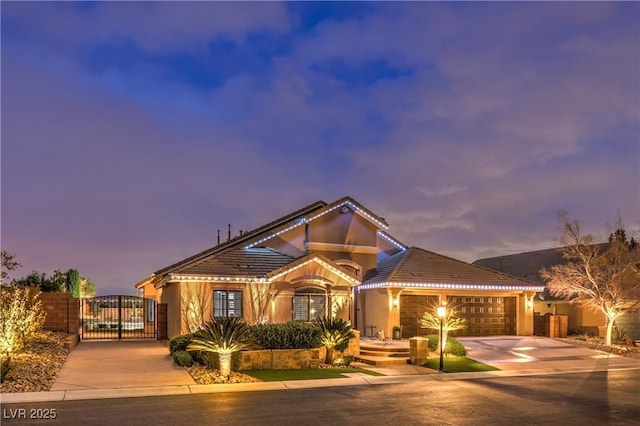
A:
437 304 446 372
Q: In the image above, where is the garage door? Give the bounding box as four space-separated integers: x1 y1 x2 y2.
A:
448 296 516 336
399 295 439 338
400 295 517 337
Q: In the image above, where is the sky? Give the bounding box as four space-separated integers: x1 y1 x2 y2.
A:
1 2 639 296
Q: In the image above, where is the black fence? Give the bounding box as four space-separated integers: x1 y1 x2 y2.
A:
80 295 157 340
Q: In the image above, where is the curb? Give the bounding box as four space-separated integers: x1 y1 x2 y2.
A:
2 365 640 404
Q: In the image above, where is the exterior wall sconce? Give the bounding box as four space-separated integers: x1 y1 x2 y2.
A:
392 298 399 309
526 299 534 310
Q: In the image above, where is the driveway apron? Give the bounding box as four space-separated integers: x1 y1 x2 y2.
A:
51 341 195 391
456 336 640 371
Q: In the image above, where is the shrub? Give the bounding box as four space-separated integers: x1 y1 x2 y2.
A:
169 334 194 355
194 350 242 371
425 334 466 356
445 338 466 356
186 317 254 378
250 322 322 349
332 355 354 367
172 350 193 367
0 286 46 356
314 316 355 363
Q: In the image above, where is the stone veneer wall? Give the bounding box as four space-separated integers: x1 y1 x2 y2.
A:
239 329 360 370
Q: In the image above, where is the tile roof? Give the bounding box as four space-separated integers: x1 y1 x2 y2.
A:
473 248 564 284
363 247 542 289
176 248 295 277
152 196 392 279
153 199 327 276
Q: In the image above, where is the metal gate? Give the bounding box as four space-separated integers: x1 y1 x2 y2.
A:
80 295 157 340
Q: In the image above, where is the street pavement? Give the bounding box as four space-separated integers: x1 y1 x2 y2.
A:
1 336 639 404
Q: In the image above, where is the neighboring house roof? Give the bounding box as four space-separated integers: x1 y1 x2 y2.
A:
473 248 565 284
473 244 610 284
361 247 543 291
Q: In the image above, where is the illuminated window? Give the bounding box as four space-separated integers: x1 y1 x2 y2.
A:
214 290 243 318
293 288 325 321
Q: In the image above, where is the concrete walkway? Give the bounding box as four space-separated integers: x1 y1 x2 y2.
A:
50 340 195 391
2 337 640 404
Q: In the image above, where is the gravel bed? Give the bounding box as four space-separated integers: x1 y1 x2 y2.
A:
0 331 70 393
563 336 640 359
186 365 261 384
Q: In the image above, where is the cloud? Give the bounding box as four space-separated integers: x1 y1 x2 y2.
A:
1 2 638 292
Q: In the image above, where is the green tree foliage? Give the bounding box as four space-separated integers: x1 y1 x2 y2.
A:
11 269 96 296
542 213 640 346
80 277 97 298
66 269 81 298
313 316 355 364
186 317 254 378
1 251 21 284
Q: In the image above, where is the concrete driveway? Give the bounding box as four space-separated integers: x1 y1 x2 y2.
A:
50 340 195 391
457 336 640 371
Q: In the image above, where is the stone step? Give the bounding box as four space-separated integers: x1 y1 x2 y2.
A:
356 355 409 366
360 344 410 353
359 349 410 358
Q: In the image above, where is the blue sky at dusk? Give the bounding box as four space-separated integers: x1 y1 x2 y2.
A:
2 2 638 295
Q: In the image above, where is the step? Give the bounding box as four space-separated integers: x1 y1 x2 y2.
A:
360 344 410 353
356 355 409 366
359 349 410 358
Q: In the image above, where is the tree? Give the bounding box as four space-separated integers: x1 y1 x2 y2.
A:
419 303 467 354
314 316 355 364
247 281 280 325
186 317 254 379
11 269 96 296
541 213 640 346
66 269 81 298
80 277 97 298
181 283 213 333
1 251 21 284
0 286 46 379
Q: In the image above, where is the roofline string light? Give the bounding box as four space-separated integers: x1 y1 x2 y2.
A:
168 258 360 286
169 275 267 283
358 282 544 291
378 231 407 250
269 257 361 285
245 201 389 249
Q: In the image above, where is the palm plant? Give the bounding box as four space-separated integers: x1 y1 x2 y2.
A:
419 305 467 355
186 317 253 378
314 316 355 364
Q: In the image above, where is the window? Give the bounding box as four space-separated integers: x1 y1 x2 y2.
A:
293 288 326 321
214 290 243 318
146 299 155 322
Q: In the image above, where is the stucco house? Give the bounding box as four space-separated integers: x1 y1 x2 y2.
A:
136 196 543 338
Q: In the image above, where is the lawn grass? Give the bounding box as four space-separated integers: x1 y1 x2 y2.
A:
242 367 383 382
425 356 500 373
